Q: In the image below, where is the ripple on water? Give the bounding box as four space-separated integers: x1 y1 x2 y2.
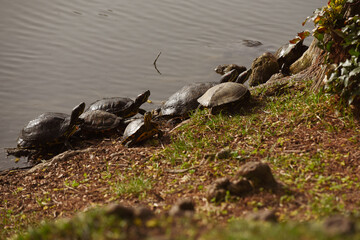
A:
0 0 327 170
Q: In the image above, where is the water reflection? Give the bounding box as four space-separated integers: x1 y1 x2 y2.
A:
0 0 327 170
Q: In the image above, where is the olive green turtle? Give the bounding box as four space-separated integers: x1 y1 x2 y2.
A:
121 112 162 147
160 82 217 117
17 102 85 149
79 110 125 135
197 82 250 114
87 90 150 118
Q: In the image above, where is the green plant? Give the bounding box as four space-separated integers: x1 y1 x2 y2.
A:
114 175 153 198
324 15 360 105
304 0 360 105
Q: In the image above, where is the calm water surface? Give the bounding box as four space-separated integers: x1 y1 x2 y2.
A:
0 0 327 170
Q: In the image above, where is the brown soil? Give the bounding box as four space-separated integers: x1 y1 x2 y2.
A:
1 78 360 237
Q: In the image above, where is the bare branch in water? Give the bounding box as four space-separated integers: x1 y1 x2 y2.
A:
153 51 162 75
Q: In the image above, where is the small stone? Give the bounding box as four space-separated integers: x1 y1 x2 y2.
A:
206 177 230 202
228 179 253 196
204 153 216 161
134 206 154 220
323 215 356 236
216 148 232 159
238 161 278 190
104 203 134 220
247 209 278 222
213 177 231 189
169 199 195 217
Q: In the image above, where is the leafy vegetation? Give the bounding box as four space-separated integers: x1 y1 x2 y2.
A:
304 0 360 105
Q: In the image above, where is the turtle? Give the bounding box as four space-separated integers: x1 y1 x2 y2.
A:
275 40 308 75
121 112 161 147
87 90 150 118
214 64 247 83
235 68 252 84
17 102 86 149
197 82 250 114
78 110 125 135
214 64 246 75
160 82 217 117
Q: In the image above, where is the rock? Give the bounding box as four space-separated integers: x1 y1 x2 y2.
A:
248 52 279 87
216 148 232 159
237 161 278 190
323 215 356 236
247 209 278 222
206 177 231 202
169 198 195 217
134 206 154 220
105 203 135 220
227 179 253 196
213 177 231 189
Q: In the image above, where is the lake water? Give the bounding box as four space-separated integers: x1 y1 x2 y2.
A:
0 0 327 171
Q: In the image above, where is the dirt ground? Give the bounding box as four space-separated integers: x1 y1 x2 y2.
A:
1 79 360 238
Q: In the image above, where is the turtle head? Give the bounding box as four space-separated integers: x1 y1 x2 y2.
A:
134 90 151 107
70 102 86 126
143 111 152 124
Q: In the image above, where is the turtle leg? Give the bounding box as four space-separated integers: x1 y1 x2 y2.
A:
64 139 74 150
210 106 221 115
6 147 36 158
125 139 135 148
138 108 146 115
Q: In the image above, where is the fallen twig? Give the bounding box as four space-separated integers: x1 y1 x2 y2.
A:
153 51 162 75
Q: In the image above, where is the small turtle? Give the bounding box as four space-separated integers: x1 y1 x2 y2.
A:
214 64 246 75
17 102 85 149
220 69 238 83
242 40 263 47
160 82 217 117
235 68 252 84
275 40 308 75
121 112 162 147
79 110 125 135
87 90 150 118
215 64 247 83
197 82 250 114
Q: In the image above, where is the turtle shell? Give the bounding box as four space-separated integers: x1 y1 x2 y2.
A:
17 102 85 148
79 110 123 133
122 113 160 147
276 40 308 70
18 113 71 148
197 82 249 108
87 90 150 118
161 82 217 116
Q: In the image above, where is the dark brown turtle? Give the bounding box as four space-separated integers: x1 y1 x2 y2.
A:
275 40 308 75
79 110 125 135
87 90 150 118
160 82 217 117
17 102 85 149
